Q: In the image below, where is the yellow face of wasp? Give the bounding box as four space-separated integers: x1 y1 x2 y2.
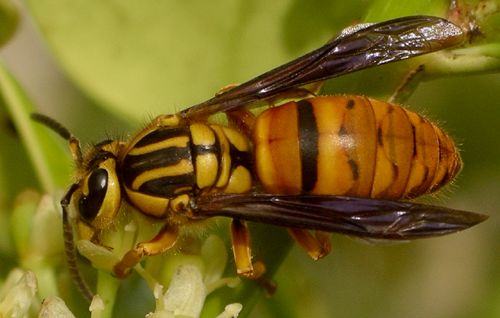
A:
74 151 122 235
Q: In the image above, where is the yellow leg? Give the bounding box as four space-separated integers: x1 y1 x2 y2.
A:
226 109 256 139
230 219 266 279
113 223 179 278
216 83 240 95
288 228 332 260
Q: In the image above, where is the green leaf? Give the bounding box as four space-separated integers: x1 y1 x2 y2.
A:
0 0 19 47
15 1 500 317
25 0 367 121
0 62 72 192
364 0 449 20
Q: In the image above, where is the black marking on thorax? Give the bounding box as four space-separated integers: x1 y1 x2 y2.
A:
229 142 252 171
121 125 195 196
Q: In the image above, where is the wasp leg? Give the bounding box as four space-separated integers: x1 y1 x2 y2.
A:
260 82 323 107
226 109 256 139
297 81 324 97
388 64 425 104
113 223 179 278
230 219 266 279
288 228 332 260
216 83 240 95
314 230 332 257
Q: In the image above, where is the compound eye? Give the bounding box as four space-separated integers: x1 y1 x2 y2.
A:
79 168 108 223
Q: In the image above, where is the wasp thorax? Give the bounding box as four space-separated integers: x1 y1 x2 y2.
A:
121 120 253 219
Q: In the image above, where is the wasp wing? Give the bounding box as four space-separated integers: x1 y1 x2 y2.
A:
181 16 464 119
193 194 487 240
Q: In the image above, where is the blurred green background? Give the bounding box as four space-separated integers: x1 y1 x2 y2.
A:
0 0 499 317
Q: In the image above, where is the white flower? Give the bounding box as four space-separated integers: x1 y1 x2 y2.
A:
39 296 76 318
89 295 105 318
147 265 205 318
146 235 242 318
0 269 38 317
215 303 243 318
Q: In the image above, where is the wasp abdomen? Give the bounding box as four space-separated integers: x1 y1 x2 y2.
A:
254 96 461 200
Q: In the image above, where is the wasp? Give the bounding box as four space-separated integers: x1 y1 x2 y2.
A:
33 16 487 301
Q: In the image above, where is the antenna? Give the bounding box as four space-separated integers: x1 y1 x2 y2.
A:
31 113 83 166
32 113 94 302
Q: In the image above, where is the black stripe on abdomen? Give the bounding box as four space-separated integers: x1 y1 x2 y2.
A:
297 99 319 192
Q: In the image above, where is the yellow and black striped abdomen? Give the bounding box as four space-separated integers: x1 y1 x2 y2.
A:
254 96 461 200
121 123 253 217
